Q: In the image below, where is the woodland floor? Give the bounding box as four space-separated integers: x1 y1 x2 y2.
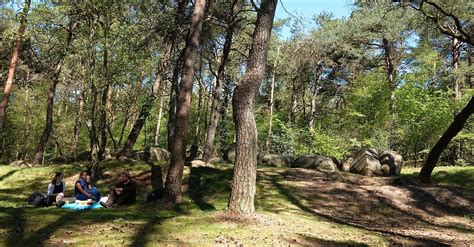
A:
0 161 472 246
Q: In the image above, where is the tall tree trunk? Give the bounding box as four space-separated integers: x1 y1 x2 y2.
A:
452 37 462 100
467 45 473 89
86 19 100 182
164 0 208 204
32 20 76 165
202 2 240 163
118 0 188 158
289 79 298 125
99 16 110 160
228 0 277 216
419 96 474 183
309 84 321 132
451 37 462 162
193 74 204 144
32 64 63 164
219 78 231 150
264 46 280 153
167 48 187 151
153 91 165 146
0 0 31 131
71 76 85 156
382 37 398 147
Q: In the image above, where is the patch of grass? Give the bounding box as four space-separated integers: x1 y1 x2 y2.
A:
1 162 472 246
402 166 474 189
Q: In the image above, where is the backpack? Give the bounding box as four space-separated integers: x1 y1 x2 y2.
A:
27 192 48 207
146 187 164 203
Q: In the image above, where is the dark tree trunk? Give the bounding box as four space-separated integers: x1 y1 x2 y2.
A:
451 37 462 162
0 0 31 131
167 48 188 152
419 96 474 183
219 78 231 150
164 0 208 204
32 65 62 164
99 17 110 160
202 0 240 163
193 71 204 144
86 19 100 182
32 20 76 165
467 45 473 89
228 0 277 216
153 90 165 146
71 65 86 156
265 46 280 153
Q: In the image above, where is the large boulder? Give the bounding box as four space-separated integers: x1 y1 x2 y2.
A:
262 154 290 167
350 148 383 176
75 151 91 161
379 150 403 176
9 160 32 167
342 157 353 172
144 146 170 164
51 155 75 164
223 143 236 163
293 155 338 172
209 156 225 164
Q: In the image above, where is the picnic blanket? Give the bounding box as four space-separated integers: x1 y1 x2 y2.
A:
61 197 108 211
61 202 103 211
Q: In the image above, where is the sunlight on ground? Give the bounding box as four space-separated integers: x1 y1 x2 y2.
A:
0 163 472 246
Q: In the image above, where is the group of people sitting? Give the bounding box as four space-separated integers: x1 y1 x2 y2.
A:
47 170 137 208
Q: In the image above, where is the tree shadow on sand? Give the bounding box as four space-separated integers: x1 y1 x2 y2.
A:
267 169 473 246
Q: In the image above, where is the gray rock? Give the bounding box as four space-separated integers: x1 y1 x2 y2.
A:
223 143 236 163
9 160 32 167
379 150 403 175
318 159 338 172
144 146 171 164
209 156 224 164
342 157 353 172
350 148 383 176
293 155 335 171
51 155 75 164
75 151 91 161
262 154 285 167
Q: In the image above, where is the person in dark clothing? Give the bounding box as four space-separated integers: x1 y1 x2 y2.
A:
47 172 66 207
75 171 101 202
100 171 136 208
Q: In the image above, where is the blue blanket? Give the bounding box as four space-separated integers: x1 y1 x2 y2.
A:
62 202 103 211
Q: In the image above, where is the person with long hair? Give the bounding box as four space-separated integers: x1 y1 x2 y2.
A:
47 172 66 207
74 171 101 202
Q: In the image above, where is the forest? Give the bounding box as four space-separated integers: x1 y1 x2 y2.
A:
0 0 473 245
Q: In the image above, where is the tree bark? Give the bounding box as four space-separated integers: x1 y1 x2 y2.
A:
265 46 280 153
202 2 240 163
99 15 110 160
32 20 76 165
451 37 462 162
0 0 31 131
467 45 473 89
71 63 86 156
153 91 165 146
419 96 474 183
32 64 63 164
193 72 204 144
219 78 231 150
164 0 208 204
228 0 277 216
86 18 100 182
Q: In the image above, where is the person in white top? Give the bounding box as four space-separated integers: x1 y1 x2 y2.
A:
47 172 66 207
